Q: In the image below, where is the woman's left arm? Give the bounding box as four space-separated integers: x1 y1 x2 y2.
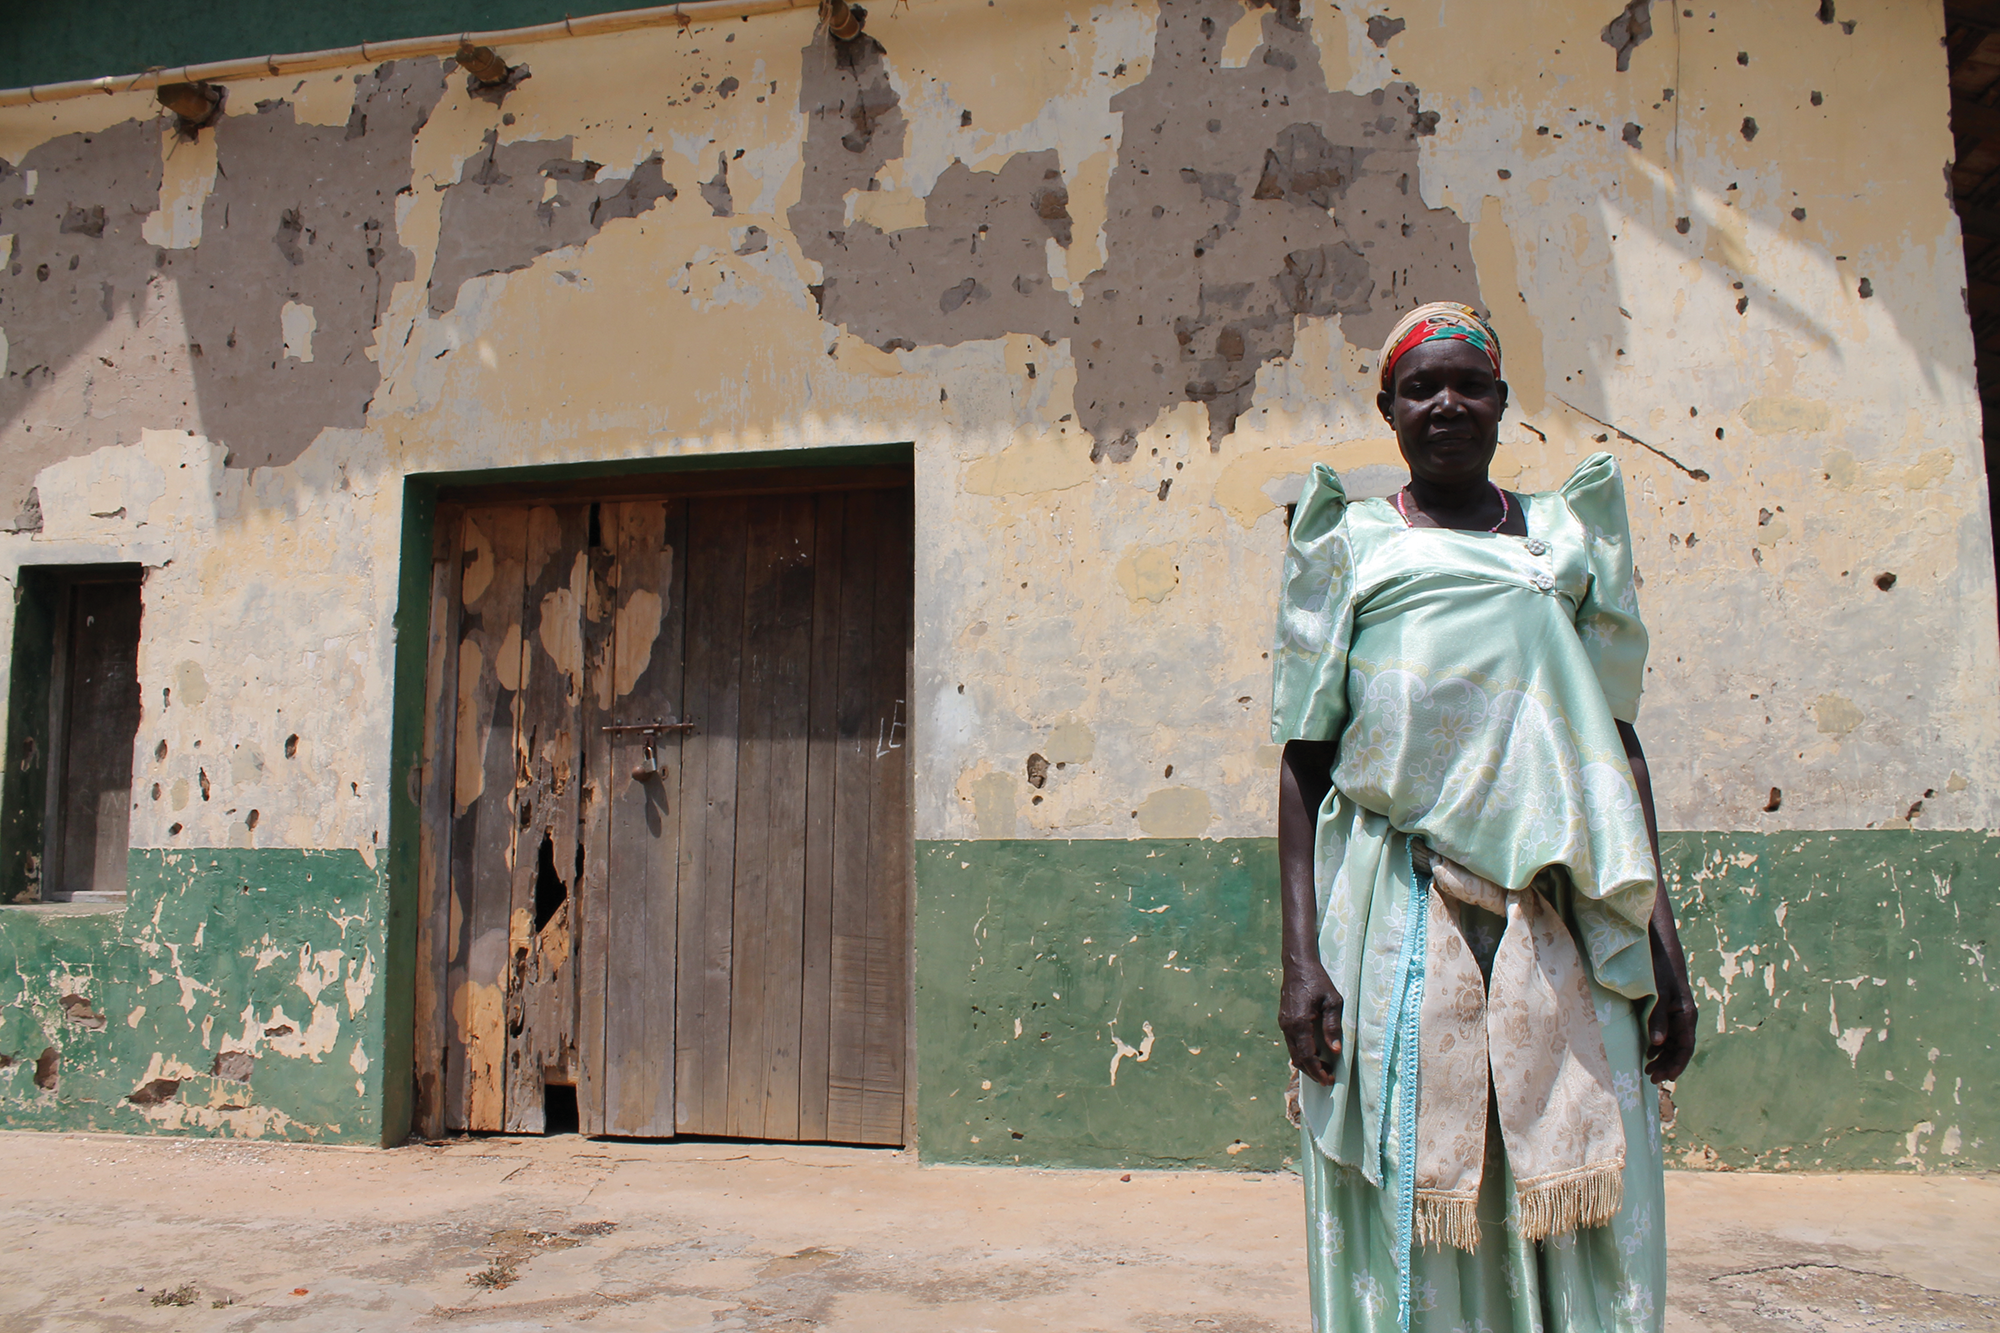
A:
1618 720 1699 1082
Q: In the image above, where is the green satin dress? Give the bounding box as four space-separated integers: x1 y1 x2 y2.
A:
1271 454 1668 1333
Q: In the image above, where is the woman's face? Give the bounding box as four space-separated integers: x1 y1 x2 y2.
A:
1377 338 1510 488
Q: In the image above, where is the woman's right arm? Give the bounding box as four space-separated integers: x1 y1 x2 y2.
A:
1279 739 1344 1085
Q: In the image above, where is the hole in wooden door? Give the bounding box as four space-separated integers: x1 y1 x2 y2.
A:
532 829 567 932
542 1083 579 1135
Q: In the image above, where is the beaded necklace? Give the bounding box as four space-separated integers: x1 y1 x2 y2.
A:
1395 481 1510 533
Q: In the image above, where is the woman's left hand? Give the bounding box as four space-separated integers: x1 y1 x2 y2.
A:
1646 937 1698 1083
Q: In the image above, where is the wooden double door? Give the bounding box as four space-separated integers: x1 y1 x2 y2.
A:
413 480 913 1144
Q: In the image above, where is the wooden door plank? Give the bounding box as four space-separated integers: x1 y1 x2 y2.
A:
502 505 591 1133
413 505 463 1141
796 492 846 1141
575 507 619 1136
751 493 816 1141
824 491 881 1144
858 488 914 1145
674 497 748 1136
724 501 784 1140
602 500 688 1137
446 506 529 1133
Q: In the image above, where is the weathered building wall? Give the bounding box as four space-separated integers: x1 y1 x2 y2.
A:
0 0 1993 1166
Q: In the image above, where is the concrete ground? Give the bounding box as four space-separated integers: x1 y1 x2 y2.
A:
0 1132 1994 1332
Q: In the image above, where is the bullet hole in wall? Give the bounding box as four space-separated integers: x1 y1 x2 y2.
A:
1740 117 1758 141
284 734 298 758
151 783 161 800
1858 277 1874 299
1675 217 1690 234
957 684 965 693
155 739 168 762
1026 753 1050 788
168 822 183 836
246 810 259 830
198 768 211 801
1164 764 1174 778
1875 572 1897 590
1811 91 1824 106
1764 787 1783 812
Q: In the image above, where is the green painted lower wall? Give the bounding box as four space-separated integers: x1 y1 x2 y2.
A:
3 829 1988 1164
914 831 1999 1173
915 838 1293 1171
0 848 386 1143
1660 829 1998 1172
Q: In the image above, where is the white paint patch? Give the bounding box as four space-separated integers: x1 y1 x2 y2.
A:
296 945 344 1004
343 948 376 1018
142 128 219 249
281 301 317 362
1108 1020 1156 1086
1836 1026 1871 1066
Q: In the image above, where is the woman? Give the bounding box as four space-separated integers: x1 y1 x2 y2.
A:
1272 303 1699 1333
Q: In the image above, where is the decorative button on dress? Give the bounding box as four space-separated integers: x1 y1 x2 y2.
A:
1271 453 1668 1333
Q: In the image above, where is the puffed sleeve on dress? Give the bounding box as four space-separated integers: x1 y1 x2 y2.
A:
1270 464 1358 744
1561 452 1650 724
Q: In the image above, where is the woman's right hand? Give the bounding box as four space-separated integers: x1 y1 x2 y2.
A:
1279 962 1345 1086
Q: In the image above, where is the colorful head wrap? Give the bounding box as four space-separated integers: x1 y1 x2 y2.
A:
1377 302 1503 390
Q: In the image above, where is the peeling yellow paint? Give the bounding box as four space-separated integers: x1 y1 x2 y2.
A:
1114 545 1180 605
1469 197 1545 415
1814 694 1864 737
1043 717 1095 765
1741 397 1832 436
1135 786 1212 837
963 428 1097 496
967 768 1017 839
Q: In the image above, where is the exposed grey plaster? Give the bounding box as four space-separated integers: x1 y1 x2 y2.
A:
0 59 449 493
790 38 1072 351
701 153 734 217
428 131 677 315
0 120 168 514
165 60 450 469
1603 1 1655 73
791 0 1476 461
